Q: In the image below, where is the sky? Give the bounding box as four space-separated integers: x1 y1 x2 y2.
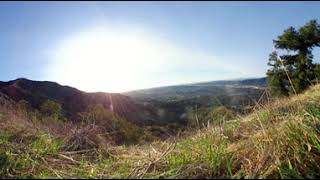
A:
0 1 320 93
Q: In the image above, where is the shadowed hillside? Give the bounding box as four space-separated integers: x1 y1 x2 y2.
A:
0 78 157 125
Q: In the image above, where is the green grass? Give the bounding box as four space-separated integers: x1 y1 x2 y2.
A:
31 133 63 156
1 85 320 178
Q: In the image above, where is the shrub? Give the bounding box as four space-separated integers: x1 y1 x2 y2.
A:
75 104 145 147
39 99 66 122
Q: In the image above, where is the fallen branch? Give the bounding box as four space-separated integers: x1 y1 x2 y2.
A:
58 154 81 165
60 149 95 155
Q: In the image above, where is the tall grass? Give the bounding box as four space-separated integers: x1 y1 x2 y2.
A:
1 85 320 178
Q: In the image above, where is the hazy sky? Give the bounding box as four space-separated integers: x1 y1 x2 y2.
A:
1 2 320 92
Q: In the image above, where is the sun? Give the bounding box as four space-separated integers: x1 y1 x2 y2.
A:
47 27 163 93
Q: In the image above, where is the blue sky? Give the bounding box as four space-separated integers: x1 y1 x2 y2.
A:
1 2 320 92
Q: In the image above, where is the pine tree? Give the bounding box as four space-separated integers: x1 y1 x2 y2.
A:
267 19 320 96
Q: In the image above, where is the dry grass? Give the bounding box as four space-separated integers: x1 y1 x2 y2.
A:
1 85 320 178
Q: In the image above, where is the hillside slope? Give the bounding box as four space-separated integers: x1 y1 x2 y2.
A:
0 78 157 124
1 84 320 178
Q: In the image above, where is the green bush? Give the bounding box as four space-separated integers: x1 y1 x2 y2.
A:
39 99 66 122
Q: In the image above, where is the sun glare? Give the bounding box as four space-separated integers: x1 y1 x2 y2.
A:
47 26 245 93
48 27 164 92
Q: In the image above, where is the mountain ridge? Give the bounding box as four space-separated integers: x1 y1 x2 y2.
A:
123 77 267 94
0 78 156 124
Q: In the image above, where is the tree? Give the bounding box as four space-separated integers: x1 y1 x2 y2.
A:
267 19 320 96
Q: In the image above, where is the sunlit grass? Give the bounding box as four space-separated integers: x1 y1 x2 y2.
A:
1 85 320 178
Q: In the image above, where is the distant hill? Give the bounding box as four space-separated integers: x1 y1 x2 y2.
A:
123 77 267 123
124 77 267 101
0 78 157 124
194 77 267 87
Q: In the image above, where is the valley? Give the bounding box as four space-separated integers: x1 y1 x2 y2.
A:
0 77 268 127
